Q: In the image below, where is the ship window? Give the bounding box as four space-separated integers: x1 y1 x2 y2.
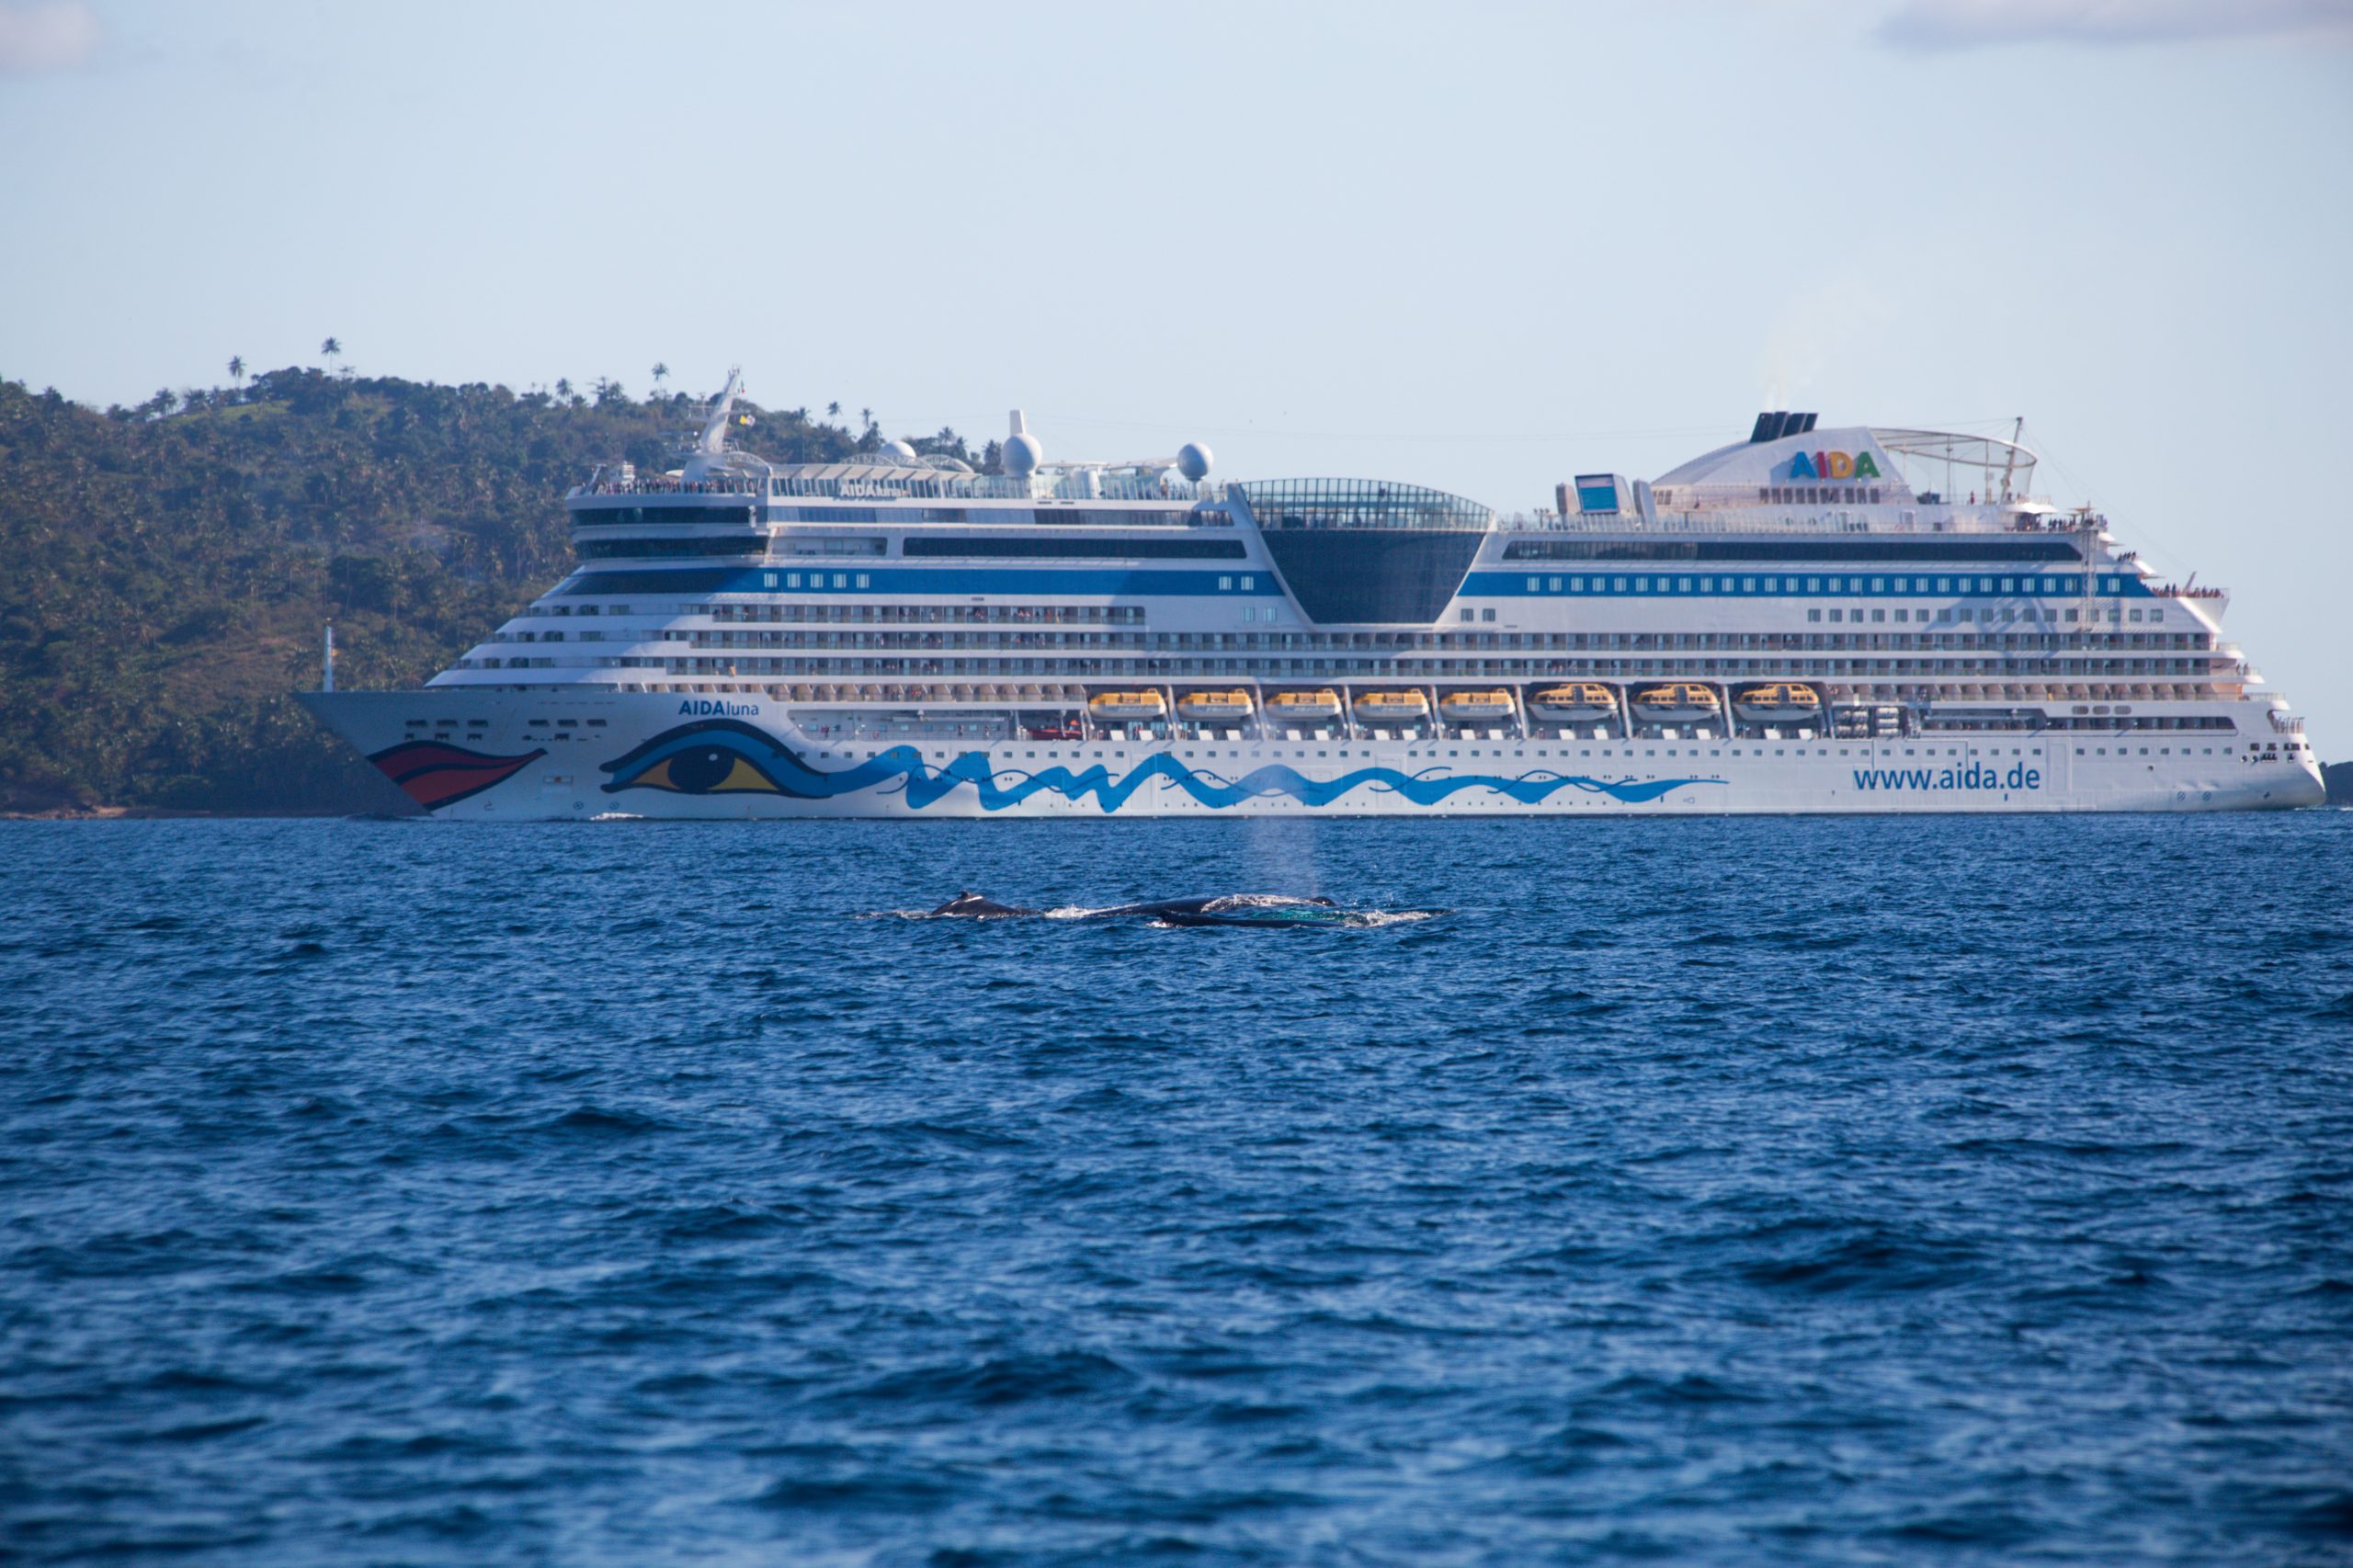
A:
1678 577 1693 593
1482 608 1496 622
1549 576 1563 591
856 574 870 588
1527 576 1541 592
1871 577 1886 592
1807 608 1822 622
1743 577 1757 592
1613 577 1629 593
1241 575 1256 589
1461 608 1474 621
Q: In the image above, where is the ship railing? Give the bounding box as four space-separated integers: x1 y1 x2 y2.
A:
2268 710 2305 733
763 473 1221 504
1491 508 2067 537
573 478 764 497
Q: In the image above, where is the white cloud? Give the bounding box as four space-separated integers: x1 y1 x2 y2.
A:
0 0 98 76
1879 0 2353 49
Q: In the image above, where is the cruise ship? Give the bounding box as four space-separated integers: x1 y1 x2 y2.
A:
300 376 2325 816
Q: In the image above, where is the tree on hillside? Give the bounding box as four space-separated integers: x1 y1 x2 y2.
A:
651 362 668 389
826 401 840 418
554 378 573 402
228 356 244 390
321 337 342 370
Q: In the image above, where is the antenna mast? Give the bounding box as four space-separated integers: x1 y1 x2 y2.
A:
697 366 744 455
1999 416 2024 502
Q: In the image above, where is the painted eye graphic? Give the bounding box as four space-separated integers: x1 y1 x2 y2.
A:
601 719 809 798
635 746 775 794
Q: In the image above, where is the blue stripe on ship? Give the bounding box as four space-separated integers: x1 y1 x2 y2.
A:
598 721 1723 812
1458 571 2150 598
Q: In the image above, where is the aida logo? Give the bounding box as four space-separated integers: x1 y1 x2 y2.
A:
676 699 762 717
1789 449 1881 481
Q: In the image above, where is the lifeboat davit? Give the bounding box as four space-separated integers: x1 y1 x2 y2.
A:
1529 683 1618 723
1087 690 1167 722
1438 689 1516 722
1631 683 1722 726
1266 689 1343 722
1353 690 1431 723
1734 682 1821 725
1176 689 1254 723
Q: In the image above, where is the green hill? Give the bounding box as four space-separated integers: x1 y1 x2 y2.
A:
0 369 972 813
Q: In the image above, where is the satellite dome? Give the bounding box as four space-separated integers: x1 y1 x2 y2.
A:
1176 441 1213 482
1005 431 1043 478
883 437 917 460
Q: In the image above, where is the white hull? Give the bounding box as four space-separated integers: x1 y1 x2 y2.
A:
302 689 2327 819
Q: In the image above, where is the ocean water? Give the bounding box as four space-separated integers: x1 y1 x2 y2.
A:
3 813 2350 1566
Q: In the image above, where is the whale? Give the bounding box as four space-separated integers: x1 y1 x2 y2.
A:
929 891 1040 917
1091 894 1342 926
926 892 1346 926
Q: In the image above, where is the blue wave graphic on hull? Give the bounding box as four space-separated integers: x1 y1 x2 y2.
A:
600 720 1722 812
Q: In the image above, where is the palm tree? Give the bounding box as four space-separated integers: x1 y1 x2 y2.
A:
320 337 341 367
227 356 244 389
826 401 841 419
651 362 669 389
859 406 872 430
555 377 574 402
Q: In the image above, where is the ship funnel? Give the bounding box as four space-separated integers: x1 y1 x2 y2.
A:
1005 408 1042 478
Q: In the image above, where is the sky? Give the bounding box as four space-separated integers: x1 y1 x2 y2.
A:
3 0 2349 745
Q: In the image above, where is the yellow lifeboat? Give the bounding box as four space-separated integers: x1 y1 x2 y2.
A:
1631 683 1721 726
1176 689 1255 723
1266 689 1343 722
1352 690 1431 723
1529 683 1618 723
1733 682 1821 725
1087 690 1167 722
1438 689 1516 722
